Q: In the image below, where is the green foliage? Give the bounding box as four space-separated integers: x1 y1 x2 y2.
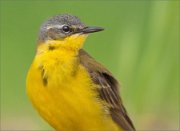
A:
1 1 179 130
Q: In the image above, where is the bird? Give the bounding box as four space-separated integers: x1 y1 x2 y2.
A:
26 14 135 131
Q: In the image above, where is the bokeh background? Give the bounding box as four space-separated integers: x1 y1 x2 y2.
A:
1 0 179 130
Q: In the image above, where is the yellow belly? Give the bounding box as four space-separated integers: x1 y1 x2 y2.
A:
26 50 120 131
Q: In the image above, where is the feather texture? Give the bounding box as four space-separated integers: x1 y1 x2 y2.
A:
79 49 135 131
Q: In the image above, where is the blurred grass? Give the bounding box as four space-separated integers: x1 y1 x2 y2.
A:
0 0 179 130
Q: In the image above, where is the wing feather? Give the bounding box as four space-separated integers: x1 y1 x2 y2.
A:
79 49 135 131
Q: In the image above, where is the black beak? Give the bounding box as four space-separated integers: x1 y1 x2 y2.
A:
77 26 104 34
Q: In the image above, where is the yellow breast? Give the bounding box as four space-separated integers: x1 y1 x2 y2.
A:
26 43 119 130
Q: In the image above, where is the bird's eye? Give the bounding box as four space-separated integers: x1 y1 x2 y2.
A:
62 25 71 33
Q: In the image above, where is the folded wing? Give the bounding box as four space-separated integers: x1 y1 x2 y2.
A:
79 49 135 131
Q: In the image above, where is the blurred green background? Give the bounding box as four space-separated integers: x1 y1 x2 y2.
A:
0 0 179 130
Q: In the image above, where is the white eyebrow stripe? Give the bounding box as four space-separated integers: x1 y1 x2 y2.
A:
46 24 64 30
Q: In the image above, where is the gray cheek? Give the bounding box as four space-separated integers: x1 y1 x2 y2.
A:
47 28 66 40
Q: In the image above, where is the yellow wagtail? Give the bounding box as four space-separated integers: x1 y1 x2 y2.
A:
26 14 135 131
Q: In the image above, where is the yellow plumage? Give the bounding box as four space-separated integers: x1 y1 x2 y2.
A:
26 35 120 130
26 14 135 131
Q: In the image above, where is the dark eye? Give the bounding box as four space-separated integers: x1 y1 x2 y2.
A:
62 25 71 33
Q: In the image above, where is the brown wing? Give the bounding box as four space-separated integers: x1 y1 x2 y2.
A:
79 49 135 131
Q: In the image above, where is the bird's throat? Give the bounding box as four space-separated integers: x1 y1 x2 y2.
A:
37 34 87 54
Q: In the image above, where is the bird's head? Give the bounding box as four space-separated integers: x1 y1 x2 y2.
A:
37 14 104 52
